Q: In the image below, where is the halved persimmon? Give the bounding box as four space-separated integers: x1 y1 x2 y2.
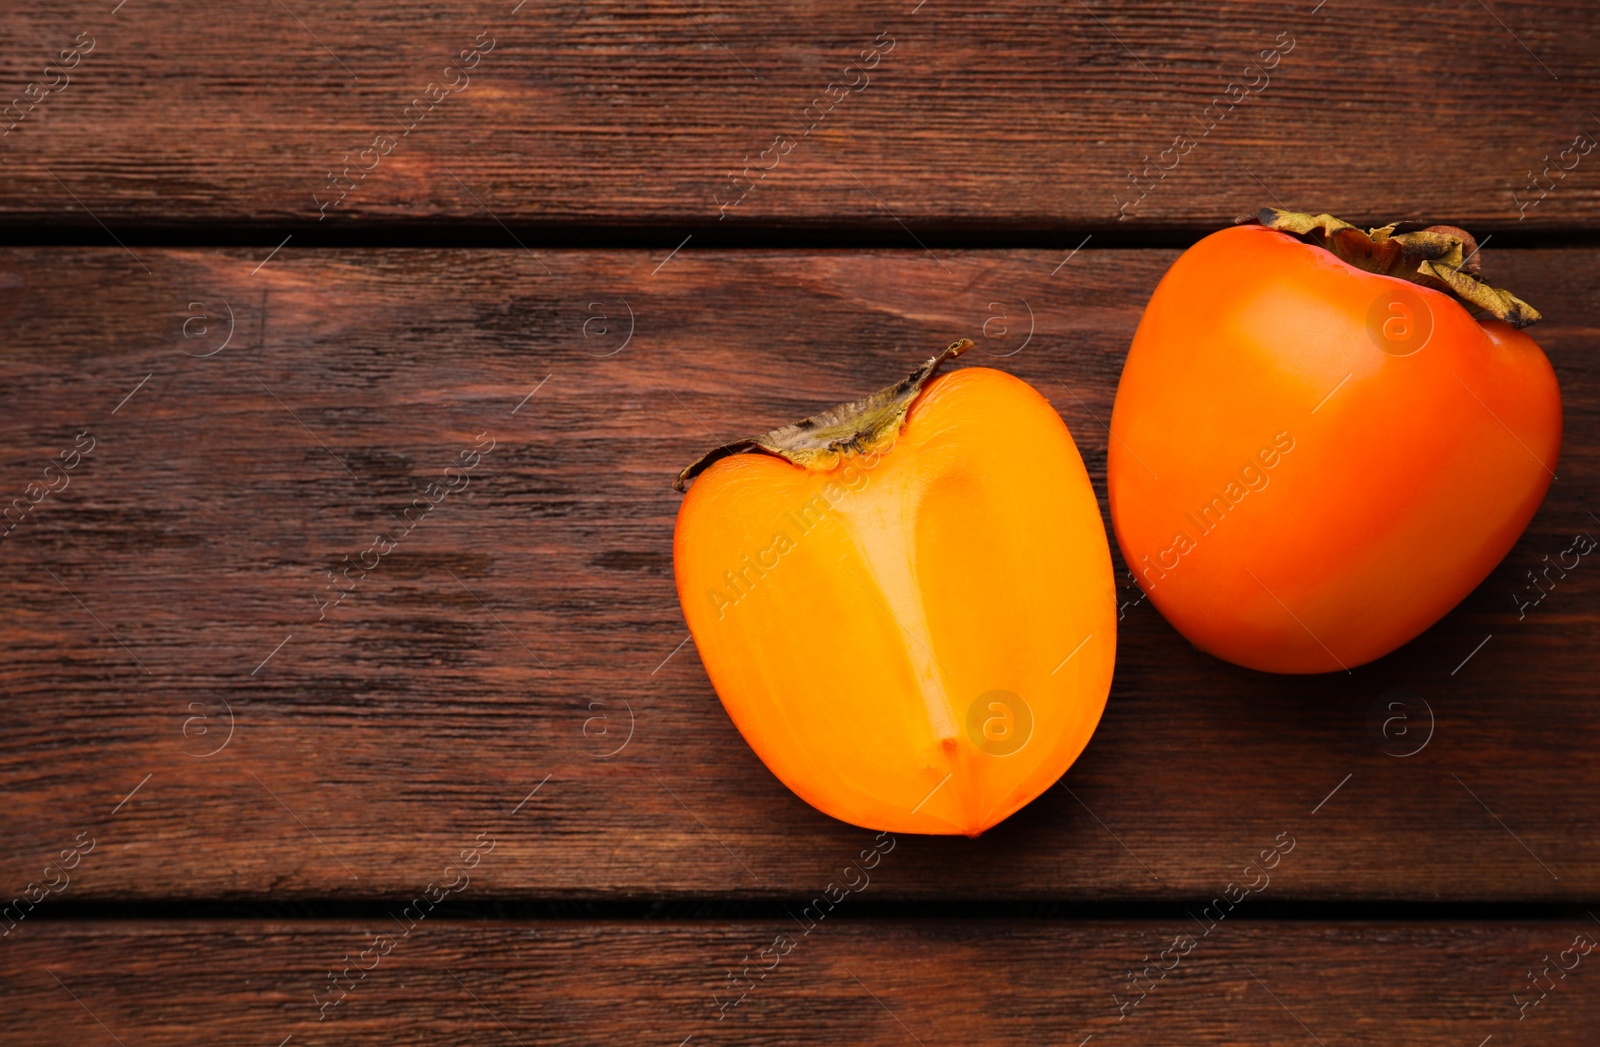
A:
673 342 1116 836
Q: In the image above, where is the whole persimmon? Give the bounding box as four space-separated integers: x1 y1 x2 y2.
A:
674 342 1116 835
1109 209 1561 674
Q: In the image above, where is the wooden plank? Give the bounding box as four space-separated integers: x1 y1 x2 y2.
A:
4 919 1598 1044
0 246 1595 901
1 2 1597 228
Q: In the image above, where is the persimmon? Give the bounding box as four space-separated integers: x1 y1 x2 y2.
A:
1109 208 1561 674
673 341 1115 835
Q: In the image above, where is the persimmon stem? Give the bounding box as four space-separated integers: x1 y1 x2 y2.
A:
1241 208 1540 328
674 339 974 492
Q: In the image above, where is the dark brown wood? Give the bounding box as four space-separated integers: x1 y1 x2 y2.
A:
0 247 1594 900
4 3 1594 1037
4 919 1598 1045
0 2 1597 229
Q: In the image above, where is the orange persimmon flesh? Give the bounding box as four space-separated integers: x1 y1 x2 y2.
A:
674 364 1115 836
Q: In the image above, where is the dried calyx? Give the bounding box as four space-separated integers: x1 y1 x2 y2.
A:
1242 207 1541 329
674 339 973 492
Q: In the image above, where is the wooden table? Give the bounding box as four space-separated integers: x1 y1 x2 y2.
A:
2 2 1596 1043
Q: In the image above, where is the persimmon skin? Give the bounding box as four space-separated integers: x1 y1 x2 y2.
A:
674 367 1116 836
1109 224 1562 674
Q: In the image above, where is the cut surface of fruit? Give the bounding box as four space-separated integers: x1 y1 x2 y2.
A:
675 363 1116 835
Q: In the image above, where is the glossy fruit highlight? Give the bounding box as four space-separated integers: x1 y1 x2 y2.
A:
1109 209 1562 674
674 341 1116 835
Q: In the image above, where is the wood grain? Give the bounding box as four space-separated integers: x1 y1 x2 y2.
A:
0 2 1596 229
4 918 1598 1045
0 246 1595 901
